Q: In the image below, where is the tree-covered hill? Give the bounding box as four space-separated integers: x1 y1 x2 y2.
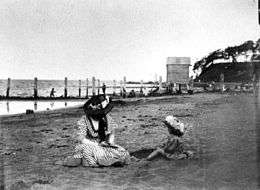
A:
193 39 260 82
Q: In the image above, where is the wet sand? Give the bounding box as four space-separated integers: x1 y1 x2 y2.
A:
0 93 259 190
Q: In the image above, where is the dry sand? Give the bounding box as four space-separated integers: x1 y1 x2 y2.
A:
0 93 259 190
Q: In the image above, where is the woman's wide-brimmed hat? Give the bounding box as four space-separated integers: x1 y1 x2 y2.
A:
82 95 113 118
163 115 185 136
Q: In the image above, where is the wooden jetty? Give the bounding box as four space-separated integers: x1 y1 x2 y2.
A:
1 73 256 101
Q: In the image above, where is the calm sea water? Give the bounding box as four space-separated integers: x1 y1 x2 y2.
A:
0 79 154 97
0 79 156 115
0 100 85 116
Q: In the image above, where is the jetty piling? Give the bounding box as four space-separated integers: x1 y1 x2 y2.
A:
186 83 190 91
190 78 194 90
178 84 182 94
92 77 96 96
187 77 194 94
6 78 11 98
64 77 68 98
97 79 100 95
78 80 81 97
34 77 38 98
220 73 225 92
173 83 177 93
120 80 123 96
113 80 116 95
123 76 126 88
159 76 162 92
86 78 89 98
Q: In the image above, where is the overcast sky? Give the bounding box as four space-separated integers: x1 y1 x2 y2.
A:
0 0 259 81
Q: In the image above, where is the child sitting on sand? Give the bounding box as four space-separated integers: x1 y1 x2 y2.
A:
147 115 193 161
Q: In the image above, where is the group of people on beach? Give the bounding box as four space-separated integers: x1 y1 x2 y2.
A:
59 94 193 167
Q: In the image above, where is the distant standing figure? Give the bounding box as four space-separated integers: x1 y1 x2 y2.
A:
50 88 56 98
129 89 135 98
122 87 126 98
140 87 143 95
102 83 106 95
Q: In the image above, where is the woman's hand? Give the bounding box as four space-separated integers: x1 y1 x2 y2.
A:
107 132 115 145
100 141 110 147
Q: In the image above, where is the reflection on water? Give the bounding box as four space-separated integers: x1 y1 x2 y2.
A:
6 101 9 113
34 101 37 111
0 100 84 115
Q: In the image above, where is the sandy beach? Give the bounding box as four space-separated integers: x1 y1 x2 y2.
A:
0 93 259 190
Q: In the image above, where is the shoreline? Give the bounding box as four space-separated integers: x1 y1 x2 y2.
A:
0 94 193 118
0 91 253 118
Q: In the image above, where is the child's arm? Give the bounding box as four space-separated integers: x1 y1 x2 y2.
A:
164 138 179 154
146 148 166 161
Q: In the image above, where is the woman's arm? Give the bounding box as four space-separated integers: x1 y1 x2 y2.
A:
106 114 118 144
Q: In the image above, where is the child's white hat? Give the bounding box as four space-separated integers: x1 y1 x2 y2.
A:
165 115 185 133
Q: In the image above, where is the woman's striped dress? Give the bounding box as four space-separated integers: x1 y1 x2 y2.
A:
73 115 130 167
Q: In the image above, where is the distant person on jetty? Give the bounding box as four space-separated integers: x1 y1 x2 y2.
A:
122 87 126 98
102 83 106 95
140 87 144 96
61 95 130 167
128 89 136 98
50 88 56 98
146 115 193 161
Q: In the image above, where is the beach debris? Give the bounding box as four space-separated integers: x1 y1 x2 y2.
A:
32 178 53 185
61 135 70 138
3 151 13 155
48 144 69 149
174 114 193 118
130 149 154 159
3 147 22 155
184 150 194 158
40 129 53 133
26 109 34 114
15 148 22 152
10 180 30 190
177 153 188 160
130 156 141 162
140 124 148 128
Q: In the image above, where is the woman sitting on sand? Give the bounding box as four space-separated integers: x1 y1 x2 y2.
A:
62 95 130 167
147 115 193 161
